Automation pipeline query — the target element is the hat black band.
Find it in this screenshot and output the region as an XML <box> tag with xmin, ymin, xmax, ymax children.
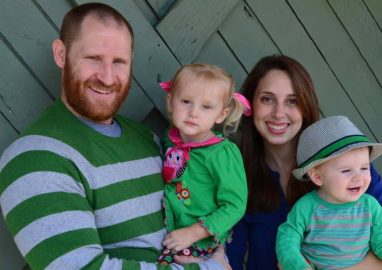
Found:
<box><xmin>298</xmin><ymin>135</ymin><xmax>369</xmax><ymax>168</ymax></box>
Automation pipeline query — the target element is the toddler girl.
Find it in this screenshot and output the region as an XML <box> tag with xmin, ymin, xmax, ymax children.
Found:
<box><xmin>158</xmin><ymin>63</ymin><xmax>250</xmax><ymax>264</ymax></box>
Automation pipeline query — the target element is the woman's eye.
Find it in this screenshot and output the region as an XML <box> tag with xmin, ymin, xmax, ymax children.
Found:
<box><xmin>286</xmin><ymin>98</ymin><xmax>298</xmax><ymax>106</ymax></box>
<box><xmin>260</xmin><ymin>96</ymin><xmax>273</xmax><ymax>104</ymax></box>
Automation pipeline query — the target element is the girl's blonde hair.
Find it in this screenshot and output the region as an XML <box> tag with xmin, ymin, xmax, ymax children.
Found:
<box><xmin>168</xmin><ymin>63</ymin><xmax>247</xmax><ymax>137</ymax></box>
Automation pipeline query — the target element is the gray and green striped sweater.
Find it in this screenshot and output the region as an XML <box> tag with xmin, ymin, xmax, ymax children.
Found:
<box><xmin>0</xmin><ymin>100</ymin><xmax>220</xmax><ymax>270</ymax></box>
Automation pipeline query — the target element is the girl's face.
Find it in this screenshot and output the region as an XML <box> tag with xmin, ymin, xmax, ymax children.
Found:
<box><xmin>167</xmin><ymin>80</ymin><xmax>229</xmax><ymax>143</ymax></box>
<box><xmin>308</xmin><ymin>147</ymin><xmax>371</xmax><ymax>204</ymax></box>
<box><xmin>253</xmin><ymin>69</ymin><xmax>303</xmax><ymax>147</ymax></box>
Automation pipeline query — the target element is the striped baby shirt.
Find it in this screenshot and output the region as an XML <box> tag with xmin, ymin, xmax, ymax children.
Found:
<box><xmin>276</xmin><ymin>190</ymin><xmax>382</xmax><ymax>270</ymax></box>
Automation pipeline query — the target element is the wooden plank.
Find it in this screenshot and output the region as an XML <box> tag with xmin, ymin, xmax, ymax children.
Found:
<box><xmin>0</xmin><ymin>115</ymin><xmax>19</xmax><ymax>153</ymax></box>
<box><xmin>287</xmin><ymin>0</ymin><xmax>382</xmax><ymax>141</ymax></box>
<box><xmin>0</xmin><ymin>40</ymin><xmax>54</xmax><ymax>131</ymax></box>
<box><xmin>156</xmin><ymin>0</ymin><xmax>239</xmax><ymax>63</ymax></box>
<box><xmin>329</xmin><ymin>0</ymin><xmax>382</xmax><ymax>85</ymax></box>
<box><xmin>36</xmin><ymin>0</ymin><xmax>73</xmax><ymax>29</ymax></box>
<box><xmin>246</xmin><ymin>0</ymin><xmax>377</xmax><ymax>142</ymax></box>
<box><xmin>0</xmin><ymin>0</ymin><xmax>61</xmax><ymax>98</ymax></box>
<box><xmin>132</xmin><ymin>0</ymin><xmax>158</xmax><ymax>26</ymax></box>
<box><xmin>194</xmin><ymin>32</ymin><xmax>247</xmax><ymax>90</ymax></box>
<box><xmin>147</xmin><ymin>0</ymin><xmax>176</xmax><ymax>18</ymax></box>
<box><xmin>75</xmin><ymin>0</ymin><xmax>182</xmax><ymax>118</ymax></box>
<box><xmin>118</xmin><ymin>78</ymin><xmax>154</xmax><ymax>122</ymax></box>
<box><xmin>364</xmin><ymin>0</ymin><xmax>382</xmax><ymax>29</ymax></box>
<box><xmin>0</xmin><ymin>214</ymin><xmax>25</xmax><ymax>270</ymax></box>
<box><xmin>218</xmin><ymin>2</ymin><xmax>279</xmax><ymax>72</ymax></box>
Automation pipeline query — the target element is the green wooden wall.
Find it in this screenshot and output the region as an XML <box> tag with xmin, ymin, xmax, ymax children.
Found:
<box><xmin>1</xmin><ymin>0</ymin><xmax>381</xmax><ymax>268</ymax></box>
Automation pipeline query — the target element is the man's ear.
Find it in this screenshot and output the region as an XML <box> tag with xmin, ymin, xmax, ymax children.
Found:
<box><xmin>215</xmin><ymin>107</ymin><xmax>230</xmax><ymax>124</ymax></box>
<box><xmin>307</xmin><ymin>167</ymin><xmax>323</xmax><ymax>187</ymax></box>
<box><xmin>52</xmin><ymin>39</ymin><xmax>66</xmax><ymax>68</ymax></box>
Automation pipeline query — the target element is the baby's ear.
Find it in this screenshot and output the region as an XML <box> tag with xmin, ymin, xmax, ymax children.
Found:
<box><xmin>307</xmin><ymin>168</ymin><xmax>323</xmax><ymax>186</ymax></box>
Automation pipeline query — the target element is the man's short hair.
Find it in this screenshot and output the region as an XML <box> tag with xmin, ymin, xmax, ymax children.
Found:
<box><xmin>60</xmin><ymin>3</ymin><xmax>134</xmax><ymax>51</ymax></box>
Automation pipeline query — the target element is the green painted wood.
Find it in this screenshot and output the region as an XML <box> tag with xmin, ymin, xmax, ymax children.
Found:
<box><xmin>0</xmin><ymin>40</ymin><xmax>54</xmax><ymax>131</ymax></box>
<box><xmin>329</xmin><ymin>0</ymin><xmax>382</xmax><ymax>85</ymax></box>
<box><xmin>364</xmin><ymin>0</ymin><xmax>382</xmax><ymax>29</ymax></box>
<box><xmin>0</xmin><ymin>215</ymin><xmax>25</xmax><ymax>270</ymax></box>
<box><xmin>0</xmin><ymin>116</ymin><xmax>18</xmax><ymax>154</ymax></box>
<box><xmin>36</xmin><ymin>0</ymin><xmax>73</xmax><ymax>29</ymax></box>
<box><xmin>156</xmin><ymin>0</ymin><xmax>239</xmax><ymax>63</ymax></box>
<box><xmin>195</xmin><ymin>32</ymin><xmax>247</xmax><ymax>89</ymax></box>
<box><xmin>246</xmin><ymin>0</ymin><xmax>375</xmax><ymax>142</ymax></box>
<box><xmin>0</xmin><ymin>0</ymin><xmax>61</xmax><ymax>98</ymax></box>
<box><xmin>119</xmin><ymin>79</ymin><xmax>154</xmax><ymax>122</ymax></box>
<box><xmin>147</xmin><ymin>0</ymin><xmax>175</xmax><ymax>18</ymax></box>
<box><xmin>132</xmin><ymin>0</ymin><xmax>158</xmax><ymax>26</ymax></box>
<box><xmin>218</xmin><ymin>2</ymin><xmax>279</xmax><ymax>72</ymax></box>
<box><xmin>288</xmin><ymin>0</ymin><xmax>382</xmax><ymax>141</ymax></box>
<box><xmin>75</xmin><ymin>0</ymin><xmax>181</xmax><ymax>118</ymax></box>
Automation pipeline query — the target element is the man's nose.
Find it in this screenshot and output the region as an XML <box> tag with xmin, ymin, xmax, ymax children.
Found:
<box><xmin>97</xmin><ymin>62</ymin><xmax>114</xmax><ymax>86</ymax></box>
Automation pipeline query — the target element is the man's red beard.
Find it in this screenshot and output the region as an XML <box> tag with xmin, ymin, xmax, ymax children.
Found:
<box><xmin>62</xmin><ymin>60</ymin><xmax>130</xmax><ymax>122</ymax></box>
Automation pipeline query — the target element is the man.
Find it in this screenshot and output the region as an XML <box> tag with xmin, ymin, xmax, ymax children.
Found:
<box><xmin>0</xmin><ymin>3</ymin><xmax>229</xmax><ymax>270</ymax></box>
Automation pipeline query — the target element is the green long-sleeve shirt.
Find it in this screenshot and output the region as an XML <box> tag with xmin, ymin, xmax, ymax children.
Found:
<box><xmin>162</xmin><ymin>128</ymin><xmax>247</xmax><ymax>250</ymax></box>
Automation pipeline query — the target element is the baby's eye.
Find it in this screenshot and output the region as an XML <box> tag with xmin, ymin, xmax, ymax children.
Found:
<box><xmin>202</xmin><ymin>104</ymin><xmax>211</xmax><ymax>109</ymax></box>
<box><xmin>181</xmin><ymin>99</ymin><xmax>190</xmax><ymax>104</ymax></box>
<box><xmin>341</xmin><ymin>169</ymin><xmax>351</xmax><ymax>173</ymax></box>
<box><xmin>361</xmin><ymin>167</ymin><xmax>370</xmax><ymax>171</ymax></box>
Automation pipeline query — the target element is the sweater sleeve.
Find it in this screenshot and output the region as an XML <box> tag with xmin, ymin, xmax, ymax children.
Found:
<box><xmin>199</xmin><ymin>142</ymin><xmax>247</xmax><ymax>244</ymax></box>
<box><xmin>366</xmin><ymin>163</ymin><xmax>382</xmax><ymax>205</ymax></box>
<box><xmin>0</xmin><ymin>140</ymin><xmax>218</xmax><ymax>270</ymax></box>
<box><xmin>370</xmin><ymin>196</ymin><xmax>382</xmax><ymax>259</ymax></box>
<box><xmin>276</xmin><ymin>195</ymin><xmax>313</xmax><ymax>270</ymax></box>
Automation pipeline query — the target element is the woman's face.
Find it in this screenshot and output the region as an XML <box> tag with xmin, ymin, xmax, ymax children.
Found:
<box><xmin>252</xmin><ymin>69</ymin><xmax>303</xmax><ymax>147</ymax></box>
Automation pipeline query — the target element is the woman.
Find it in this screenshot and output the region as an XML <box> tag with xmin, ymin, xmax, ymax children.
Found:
<box><xmin>226</xmin><ymin>55</ymin><xmax>382</xmax><ymax>270</ymax></box>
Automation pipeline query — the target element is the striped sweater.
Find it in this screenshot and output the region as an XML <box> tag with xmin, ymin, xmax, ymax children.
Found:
<box><xmin>276</xmin><ymin>190</ymin><xmax>382</xmax><ymax>270</ymax></box>
<box><xmin>0</xmin><ymin>100</ymin><xmax>220</xmax><ymax>270</ymax></box>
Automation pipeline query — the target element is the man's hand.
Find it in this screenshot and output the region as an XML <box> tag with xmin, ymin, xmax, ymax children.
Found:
<box><xmin>163</xmin><ymin>223</ymin><xmax>210</xmax><ymax>252</ymax></box>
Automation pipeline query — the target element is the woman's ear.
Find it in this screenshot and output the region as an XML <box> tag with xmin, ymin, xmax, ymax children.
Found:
<box><xmin>307</xmin><ymin>167</ymin><xmax>323</xmax><ymax>187</ymax></box>
<box><xmin>52</xmin><ymin>39</ymin><xmax>66</xmax><ymax>68</ymax></box>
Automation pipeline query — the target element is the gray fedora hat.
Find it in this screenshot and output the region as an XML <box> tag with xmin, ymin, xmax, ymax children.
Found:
<box><xmin>293</xmin><ymin>115</ymin><xmax>382</xmax><ymax>181</ymax></box>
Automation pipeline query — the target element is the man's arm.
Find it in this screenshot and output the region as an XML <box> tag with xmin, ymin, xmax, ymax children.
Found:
<box><xmin>0</xmin><ymin>137</ymin><xmax>223</xmax><ymax>270</ymax></box>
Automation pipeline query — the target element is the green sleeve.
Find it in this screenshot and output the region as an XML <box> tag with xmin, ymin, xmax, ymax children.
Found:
<box><xmin>369</xmin><ymin>196</ymin><xmax>382</xmax><ymax>259</ymax></box>
<box><xmin>276</xmin><ymin>194</ymin><xmax>314</xmax><ymax>270</ymax></box>
<box><xmin>199</xmin><ymin>142</ymin><xmax>247</xmax><ymax>243</ymax></box>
